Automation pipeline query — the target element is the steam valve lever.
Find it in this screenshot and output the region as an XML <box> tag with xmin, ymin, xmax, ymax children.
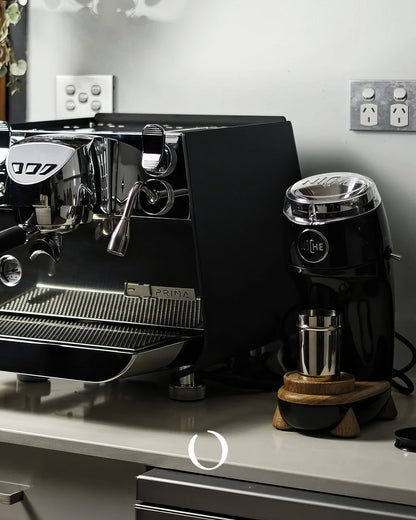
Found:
<box><xmin>141</xmin><ymin>124</ymin><xmax>176</xmax><ymax>176</ymax></box>
<box><xmin>141</xmin><ymin>124</ymin><xmax>166</xmax><ymax>172</ymax></box>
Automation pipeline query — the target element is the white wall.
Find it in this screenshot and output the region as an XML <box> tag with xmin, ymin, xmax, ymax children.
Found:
<box><xmin>26</xmin><ymin>0</ymin><xmax>416</xmax><ymax>356</ymax></box>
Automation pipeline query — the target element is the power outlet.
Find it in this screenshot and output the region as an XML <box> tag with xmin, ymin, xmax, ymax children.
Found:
<box><xmin>55</xmin><ymin>75</ymin><xmax>114</xmax><ymax>119</ymax></box>
<box><xmin>390</xmin><ymin>103</ymin><xmax>409</xmax><ymax>127</ymax></box>
<box><xmin>350</xmin><ymin>80</ymin><xmax>416</xmax><ymax>131</ymax></box>
<box><xmin>360</xmin><ymin>103</ymin><xmax>378</xmax><ymax>126</ymax></box>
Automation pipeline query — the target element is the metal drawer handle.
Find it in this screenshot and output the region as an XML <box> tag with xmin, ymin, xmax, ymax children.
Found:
<box><xmin>0</xmin><ymin>483</ymin><xmax>28</xmax><ymax>505</ymax></box>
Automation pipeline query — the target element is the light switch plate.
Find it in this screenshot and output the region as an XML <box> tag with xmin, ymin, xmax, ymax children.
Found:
<box><xmin>55</xmin><ymin>74</ymin><xmax>114</xmax><ymax>119</ymax></box>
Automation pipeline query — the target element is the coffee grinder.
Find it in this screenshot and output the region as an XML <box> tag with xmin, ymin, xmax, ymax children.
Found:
<box><xmin>272</xmin><ymin>172</ymin><xmax>399</xmax><ymax>437</ymax></box>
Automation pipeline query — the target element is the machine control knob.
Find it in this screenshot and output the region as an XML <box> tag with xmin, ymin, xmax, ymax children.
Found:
<box><xmin>141</xmin><ymin>124</ymin><xmax>177</xmax><ymax>177</ymax></box>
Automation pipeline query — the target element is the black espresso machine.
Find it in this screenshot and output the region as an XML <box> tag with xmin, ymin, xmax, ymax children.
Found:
<box><xmin>0</xmin><ymin>114</ymin><xmax>301</xmax><ymax>398</ymax></box>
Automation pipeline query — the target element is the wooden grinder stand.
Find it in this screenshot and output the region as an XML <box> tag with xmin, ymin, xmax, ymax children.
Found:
<box><xmin>272</xmin><ymin>371</ymin><xmax>397</xmax><ymax>438</ymax></box>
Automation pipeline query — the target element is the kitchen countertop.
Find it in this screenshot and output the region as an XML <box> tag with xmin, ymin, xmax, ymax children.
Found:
<box><xmin>0</xmin><ymin>371</ymin><xmax>414</xmax><ymax>507</ymax></box>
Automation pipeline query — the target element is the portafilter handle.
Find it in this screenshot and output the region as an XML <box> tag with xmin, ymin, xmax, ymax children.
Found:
<box><xmin>0</xmin><ymin>224</ymin><xmax>36</xmax><ymax>255</ymax></box>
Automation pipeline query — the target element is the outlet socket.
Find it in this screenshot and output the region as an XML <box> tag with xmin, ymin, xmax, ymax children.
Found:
<box><xmin>56</xmin><ymin>75</ymin><xmax>114</xmax><ymax>119</ymax></box>
<box><xmin>360</xmin><ymin>103</ymin><xmax>378</xmax><ymax>126</ymax></box>
<box><xmin>390</xmin><ymin>103</ymin><xmax>409</xmax><ymax>127</ymax></box>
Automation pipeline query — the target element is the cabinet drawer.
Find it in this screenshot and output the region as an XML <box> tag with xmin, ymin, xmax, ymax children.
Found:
<box><xmin>0</xmin><ymin>443</ymin><xmax>144</xmax><ymax>520</ymax></box>
<box><xmin>137</xmin><ymin>469</ymin><xmax>416</xmax><ymax>520</ymax></box>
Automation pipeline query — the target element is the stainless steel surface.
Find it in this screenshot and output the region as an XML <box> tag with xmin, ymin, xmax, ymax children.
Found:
<box><xmin>297</xmin><ymin>309</ymin><xmax>341</xmax><ymax>377</ymax></box>
<box><xmin>0</xmin><ymin>285</ymin><xmax>203</xmax><ymax>329</ymax></box>
<box><xmin>140</xmin><ymin>179</ymin><xmax>175</xmax><ymax>216</ymax></box>
<box><xmin>284</xmin><ymin>172</ymin><xmax>381</xmax><ymax>225</ymax></box>
<box><xmin>6</xmin><ymin>135</ymin><xmax>98</xmax><ymax>232</ymax></box>
<box><xmin>29</xmin><ymin>235</ymin><xmax>61</xmax><ymax>263</ymax></box>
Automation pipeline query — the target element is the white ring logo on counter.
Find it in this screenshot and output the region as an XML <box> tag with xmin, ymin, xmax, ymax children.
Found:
<box><xmin>6</xmin><ymin>142</ymin><xmax>76</xmax><ymax>185</ymax></box>
<box><xmin>188</xmin><ymin>430</ymin><xmax>229</xmax><ymax>471</ymax></box>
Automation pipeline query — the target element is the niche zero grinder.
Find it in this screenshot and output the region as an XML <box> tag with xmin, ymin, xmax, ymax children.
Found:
<box><xmin>273</xmin><ymin>172</ymin><xmax>399</xmax><ymax>437</ymax></box>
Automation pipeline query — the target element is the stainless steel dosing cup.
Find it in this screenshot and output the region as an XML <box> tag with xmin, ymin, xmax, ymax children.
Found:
<box><xmin>297</xmin><ymin>309</ymin><xmax>341</xmax><ymax>378</ymax></box>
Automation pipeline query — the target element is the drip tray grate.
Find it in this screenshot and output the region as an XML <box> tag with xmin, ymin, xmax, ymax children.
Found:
<box><xmin>0</xmin><ymin>314</ymin><xmax>196</xmax><ymax>353</ymax></box>
<box><xmin>0</xmin><ymin>286</ymin><xmax>203</xmax><ymax>330</ymax></box>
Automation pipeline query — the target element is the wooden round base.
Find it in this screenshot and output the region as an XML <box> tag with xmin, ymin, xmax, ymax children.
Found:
<box><xmin>278</xmin><ymin>379</ymin><xmax>390</xmax><ymax>406</ymax></box>
<box><xmin>283</xmin><ymin>371</ymin><xmax>355</xmax><ymax>395</ymax></box>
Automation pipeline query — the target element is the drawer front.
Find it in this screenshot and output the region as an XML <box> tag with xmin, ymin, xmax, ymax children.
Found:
<box><xmin>137</xmin><ymin>469</ymin><xmax>416</xmax><ymax>520</ymax></box>
<box><xmin>0</xmin><ymin>443</ymin><xmax>144</xmax><ymax>520</ymax></box>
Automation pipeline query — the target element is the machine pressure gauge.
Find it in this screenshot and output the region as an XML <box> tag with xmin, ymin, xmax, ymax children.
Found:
<box><xmin>0</xmin><ymin>255</ymin><xmax>22</xmax><ymax>287</ymax></box>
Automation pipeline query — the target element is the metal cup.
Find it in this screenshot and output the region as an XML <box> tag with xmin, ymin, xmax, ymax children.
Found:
<box><xmin>297</xmin><ymin>309</ymin><xmax>341</xmax><ymax>378</ymax></box>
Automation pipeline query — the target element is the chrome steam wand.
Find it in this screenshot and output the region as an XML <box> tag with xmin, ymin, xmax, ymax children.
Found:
<box><xmin>107</xmin><ymin>181</ymin><xmax>143</xmax><ymax>257</ymax></box>
<box><xmin>107</xmin><ymin>181</ymin><xmax>159</xmax><ymax>256</ymax></box>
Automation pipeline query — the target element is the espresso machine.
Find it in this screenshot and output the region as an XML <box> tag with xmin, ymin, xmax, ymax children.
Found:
<box><xmin>0</xmin><ymin>113</ymin><xmax>301</xmax><ymax>398</ymax></box>
<box><xmin>273</xmin><ymin>172</ymin><xmax>399</xmax><ymax>436</ymax></box>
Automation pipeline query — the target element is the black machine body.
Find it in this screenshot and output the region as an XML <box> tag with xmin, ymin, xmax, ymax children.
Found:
<box><xmin>0</xmin><ymin>114</ymin><xmax>301</xmax><ymax>385</ymax></box>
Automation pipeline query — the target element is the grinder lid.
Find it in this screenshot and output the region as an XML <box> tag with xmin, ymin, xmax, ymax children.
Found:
<box><xmin>284</xmin><ymin>172</ymin><xmax>381</xmax><ymax>225</ymax></box>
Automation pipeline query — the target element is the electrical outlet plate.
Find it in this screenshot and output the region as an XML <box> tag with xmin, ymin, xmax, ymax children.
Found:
<box><xmin>350</xmin><ymin>80</ymin><xmax>416</xmax><ymax>132</ymax></box>
<box><xmin>55</xmin><ymin>74</ymin><xmax>114</xmax><ymax>119</ymax></box>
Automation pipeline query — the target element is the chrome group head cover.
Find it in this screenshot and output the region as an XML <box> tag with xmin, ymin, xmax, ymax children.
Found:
<box><xmin>5</xmin><ymin>134</ymin><xmax>99</xmax><ymax>232</ymax></box>
<box><xmin>284</xmin><ymin>172</ymin><xmax>382</xmax><ymax>225</ymax></box>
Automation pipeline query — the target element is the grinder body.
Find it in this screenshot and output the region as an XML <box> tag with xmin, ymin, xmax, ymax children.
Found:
<box><xmin>284</xmin><ymin>173</ymin><xmax>395</xmax><ymax>382</ymax></box>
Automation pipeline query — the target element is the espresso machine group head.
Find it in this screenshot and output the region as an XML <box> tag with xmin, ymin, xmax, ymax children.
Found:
<box><xmin>273</xmin><ymin>172</ymin><xmax>399</xmax><ymax>437</ymax></box>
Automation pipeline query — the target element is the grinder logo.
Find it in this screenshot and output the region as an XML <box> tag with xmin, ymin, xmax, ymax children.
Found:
<box><xmin>6</xmin><ymin>142</ymin><xmax>75</xmax><ymax>185</ymax></box>
<box><xmin>297</xmin><ymin>229</ymin><xmax>329</xmax><ymax>263</ymax></box>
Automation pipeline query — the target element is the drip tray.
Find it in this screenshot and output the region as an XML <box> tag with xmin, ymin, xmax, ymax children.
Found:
<box><xmin>0</xmin><ymin>314</ymin><xmax>198</xmax><ymax>354</ymax></box>
<box><xmin>0</xmin><ymin>286</ymin><xmax>203</xmax><ymax>330</ymax></box>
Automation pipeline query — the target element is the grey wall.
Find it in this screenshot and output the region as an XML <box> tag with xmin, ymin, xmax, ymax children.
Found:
<box><xmin>26</xmin><ymin>0</ymin><xmax>416</xmax><ymax>363</ymax></box>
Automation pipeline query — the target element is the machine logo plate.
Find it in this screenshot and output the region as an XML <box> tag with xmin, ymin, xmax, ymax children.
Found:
<box><xmin>297</xmin><ymin>229</ymin><xmax>329</xmax><ymax>263</ymax></box>
<box><xmin>125</xmin><ymin>283</ymin><xmax>197</xmax><ymax>301</ymax></box>
<box><xmin>6</xmin><ymin>142</ymin><xmax>75</xmax><ymax>185</ymax></box>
